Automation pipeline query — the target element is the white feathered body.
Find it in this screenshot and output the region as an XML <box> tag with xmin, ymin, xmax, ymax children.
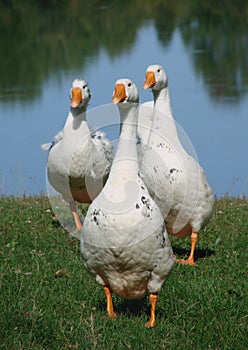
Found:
<box><xmin>81</xmin><ymin>88</ymin><xmax>174</xmax><ymax>301</ymax></box>
<box><xmin>142</xmin><ymin>86</ymin><xmax>215</xmax><ymax>236</ymax></box>
<box><xmin>81</xmin><ymin>171</ymin><xmax>174</xmax><ymax>300</ymax></box>
<box><xmin>47</xmin><ymin>111</ymin><xmax>114</xmax><ymax>203</ymax></box>
<box><xmin>142</xmin><ymin>130</ymin><xmax>214</xmax><ymax>236</ymax></box>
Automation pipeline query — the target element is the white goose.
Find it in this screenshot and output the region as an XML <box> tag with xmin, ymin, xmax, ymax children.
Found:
<box><xmin>142</xmin><ymin>64</ymin><xmax>215</xmax><ymax>265</ymax></box>
<box><xmin>45</xmin><ymin>79</ymin><xmax>114</xmax><ymax>231</ymax></box>
<box><xmin>80</xmin><ymin>78</ymin><xmax>174</xmax><ymax>327</ymax></box>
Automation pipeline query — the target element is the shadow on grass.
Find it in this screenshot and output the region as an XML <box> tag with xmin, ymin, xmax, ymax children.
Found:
<box><xmin>172</xmin><ymin>245</ymin><xmax>215</xmax><ymax>262</ymax></box>
<box><xmin>116</xmin><ymin>298</ymin><xmax>149</xmax><ymax>316</ymax></box>
<box><xmin>97</xmin><ymin>297</ymin><xmax>149</xmax><ymax>317</ymax></box>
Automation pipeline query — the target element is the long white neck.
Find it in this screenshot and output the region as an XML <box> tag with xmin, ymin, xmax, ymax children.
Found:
<box><xmin>64</xmin><ymin>106</ymin><xmax>89</xmax><ymax>135</ymax></box>
<box><xmin>63</xmin><ymin>105</ymin><xmax>91</xmax><ymax>145</ymax></box>
<box><xmin>149</xmin><ymin>86</ymin><xmax>179</xmax><ymax>143</ymax></box>
<box><xmin>153</xmin><ymin>86</ymin><xmax>173</xmax><ymax>117</ymax></box>
<box><xmin>64</xmin><ymin>105</ymin><xmax>88</xmax><ymax>128</ymax></box>
<box><xmin>95</xmin><ymin>102</ymin><xmax>141</xmax><ymax>210</ymax></box>
<box><xmin>110</xmin><ymin>103</ymin><xmax>139</xmax><ymax>176</ymax></box>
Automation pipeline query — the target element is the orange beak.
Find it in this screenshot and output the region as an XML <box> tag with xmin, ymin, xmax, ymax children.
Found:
<box><xmin>70</xmin><ymin>87</ymin><xmax>83</xmax><ymax>108</ymax></box>
<box><xmin>143</xmin><ymin>71</ymin><xmax>156</xmax><ymax>90</ymax></box>
<box><xmin>112</xmin><ymin>83</ymin><xmax>127</xmax><ymax>104</ymax></box>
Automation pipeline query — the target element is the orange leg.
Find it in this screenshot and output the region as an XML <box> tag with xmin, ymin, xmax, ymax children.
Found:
<box><xmin>146</xmin><ymin>293</ymin><xmax>158</xmax><ymax>328</ymax></box>
<box><xmin>187</xmin><ymin>231</ymin><xmax>198</xmax><ymax>264</ymax></box>
<box><xmin>174</xmin><ymin>231</ymin><xmax>198</xmax><ymax>266</ymax></box>
<box><xmin>69</xmin><ymin>201</ymin><xmax>82</xmax><ymax>231</ymax></box>
<box><xmin>103</xmin><ymin>286</ymin><xmax>116</xmax><ymax>318</ymax></box>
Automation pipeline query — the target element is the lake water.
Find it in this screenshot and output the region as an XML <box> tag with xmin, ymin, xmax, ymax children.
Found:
<box><xmin>0</xmin><ymin>1</ymin><xmax>247</xmax><ymax>198</ymax></box>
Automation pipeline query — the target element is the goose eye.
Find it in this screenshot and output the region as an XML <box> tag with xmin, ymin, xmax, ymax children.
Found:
<box><xmin>128</xmin><ymin>82</ymin><xmax>132</xmax><ymax>87</ymax></box>
<box><xmin>157</xmin><ymin>69</ymin><xmax>161</xmax><ymax>73</ymax></box>
<box><xmin>83</xmin><ymin>85</ymin><xmax>87</xmax><ymax>89</ymax></box>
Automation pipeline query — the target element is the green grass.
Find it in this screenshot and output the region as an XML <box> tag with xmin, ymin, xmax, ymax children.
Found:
<box><xmin>0</xmin><ymin>196</ymin><xmax>247</xmax><ymax>350</ymax></box>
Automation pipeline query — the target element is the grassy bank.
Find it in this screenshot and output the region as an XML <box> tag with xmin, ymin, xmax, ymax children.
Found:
<box><xmin>0</xmin><ymin>196</ymin><xmax>247</xmax><ymax>349</ymax></box>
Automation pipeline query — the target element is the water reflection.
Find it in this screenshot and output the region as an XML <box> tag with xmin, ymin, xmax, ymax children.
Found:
<box><xmin>1</xmin><ymin>0</ymin><xmax>248</xmax><ymax>103</ymax></box>
<box><xmin>178</xmin><ymin>2</ymin><xmax>248</xmax><ymax>102</ymax></box>
<box><xmin>0</xmin><ymin>0</ymin><xmax>247</xmax><ymax>197</ymax></box>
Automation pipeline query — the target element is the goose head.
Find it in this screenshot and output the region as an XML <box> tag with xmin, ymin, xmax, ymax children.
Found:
<box><xmin>70</xmin><ymin>79</ymin><xmax>91</xmax><ymax>109</ymax></box>
<box><xmin>112</xmin><ymin>78</ymin><xmax>139</xmax><ymax>107</ymax></box>
<box><xmin>143</xmin><ymin>64</ymin><xmax>168</xmax><ymax>91</ymax></box>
